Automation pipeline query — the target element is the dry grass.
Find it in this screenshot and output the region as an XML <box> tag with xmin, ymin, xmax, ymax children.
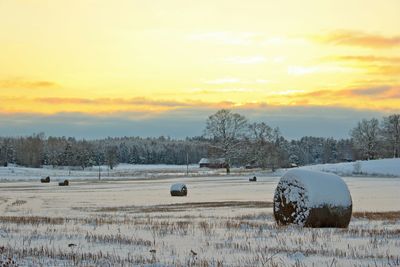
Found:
<box><xmin>11</xmin><ymin>200</ymin><xmax>27</xmax><ymax>206</ymax></box>
<box><xmin>0</xmin><ymin>209</ymin><xmax>399</xmax><ymax>266</ymax></box>
<box><xmin>91</xmin><ymin>201</ymin><xmax>273</xmax><ymax>213</ymax></box>
<box><xmin>352</xmin><ymin>211</ymin><xmax>400</xmax><ymax>221</ymax></box>
<box><xmin>0</xmin><ymin>216</ymin><xmax>65</xmax><ymax>225</ymax></box>
<box><xmin>85</xmin><ymin>233</ymin><xmax>153</xmax><ymax>246</ymax></box>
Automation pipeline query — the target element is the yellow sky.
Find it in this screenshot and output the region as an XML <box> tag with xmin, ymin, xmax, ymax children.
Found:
<box><xmin>1</xmin><ymin>0</ymin><xmax>399</xmax><ymax>116</ymax></box>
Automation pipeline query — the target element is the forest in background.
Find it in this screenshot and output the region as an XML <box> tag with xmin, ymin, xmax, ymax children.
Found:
<box><xmin>0</xmin><ymin>111</ymin><xmax>398</xmax><ymax>170</ymax></box>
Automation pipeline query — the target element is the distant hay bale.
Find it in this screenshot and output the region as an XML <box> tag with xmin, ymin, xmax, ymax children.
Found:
<box><xmin>58</xmin><ymin>180</ymin><xmax>69</xmax><ymax>186</ymax></box>
<box><xmin>40</xmin><ymin>176</ymin><xmax>50</xmax><ymax>183</ymax></box>
<box><xmin>170</xmin><ymin>183</ymin><xmax>187</xmax><ymax>197</ymax></box>
<box><xmin>273</xmin><ymin>169</ymin><xmax>352</xmax><ymax>228</ymax></box>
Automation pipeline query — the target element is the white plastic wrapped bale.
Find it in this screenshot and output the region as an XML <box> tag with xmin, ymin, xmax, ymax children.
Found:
<box><xmin>170</xmin><ymin>183</ymin><xmax>188</xmax><ymax>197</ymax></box>
<box><xmin>273</xmin><ymin>169</ymin><xmax>352</xmax><ymax>228</ymax></box>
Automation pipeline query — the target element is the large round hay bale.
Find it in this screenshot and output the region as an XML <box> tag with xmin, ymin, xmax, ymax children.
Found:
<box><xmin>170</xmin><ymin>183</ymin><xmax>187</xmax><ymax>197</ymax></box>
<box><xmin>58</xmin><ymin>179</ymin><xmax>69</xmax><ymax>186</ymax></box>
<box><xmin>273</xmin><ymin>169</ymin><xmax>352</xmax><ymax>228</ymax></box>
<box><xmin>40</xmin><ymin>176</ymin><xmax>50</xmax><ymax>183</ymax></box>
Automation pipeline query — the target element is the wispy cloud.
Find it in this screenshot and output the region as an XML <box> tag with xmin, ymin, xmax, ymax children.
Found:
<box><xmin>330</xmin><ymin>55</ymin><xmax>400</xmax><ymax>64</ymax></box>
<box><xmin>2</xmin><ymin>84</ymin><xmax>399</xmax><ymax>120</ymax></box>
<box><xmin>321</xmin><ymin>54</ymin><xmax>400</xmax><ymax>76</ymax></box>
<box><xmin>204</xmin><ymin>78</ymin><xmax>240</xmax><ymax>84</ymax></box>
<box><xmin>287</xmin><ymin>64</ymin><xmax>357</xmax><ymax>76</ymax></box>
<box><xmin>261</xmin><ymin>37</ymin><xmax>285</xmax><ymax>46</ymax></box>
<box><xmin>35</xmin><ymin>97</ymin><xmax>194</xmax><ymax>108</ymax></box>
<box><xmin>187</xmin><ymin>32</ymin><xmax>302</xmax><ymax>47</ymax></box>
<box><xmin>0</xmin><ymin>78</ymin><xmax>58</xmax><ymax>89</ymax></box>
<box><xmin>187</xmin><ymin>32</ymin><xmax>261</xmax><ymax>46</ymax></box>
<box><xmin>289</xmin><ymin>85</ymin><xmax>399</xmax><ymax>101</ymax></box>
<box><xmin>287</xmin><ymin>66</ymin><xmax>318</xmax><ymax>76</ymax></box>
<box><xmin>255</xmin><ymin>79</ymin><xmax>270</xmax><ymax>84</ymax></box>
<box><xmin>224</xmin><ymin>56</ymin><xmax>266</xmax><ymax>64</ymax></box>
<box><xmin>313</xmin><ymin>30</ymin><xmax>400</xmax><ymax>48</ymax></box>
<box><xmin>191</xmin><ymin>88</ymin><xmax>256</xmax><ymax>94</ymax></box>
<box><xmin>203</xmin><ymin>78</ymin><xmax>271</xmax><ymax>85</ymax></box>
<box><xmin>368</xmin><ymin>65</ymin><xmax>400</xmax><ymax>76</ymax></box>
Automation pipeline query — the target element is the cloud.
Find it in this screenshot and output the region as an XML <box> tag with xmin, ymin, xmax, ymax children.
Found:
<box><xmin>331</xmin><ymin>55</ymin><xmax>400</xmax><ymax>64</ymax></box>
<box><xmin>261</xmin><ymin>37</ymin><xmax>285</xmax><ymax>46</ymax></box>
<box><xmin>224</xmin><ymin>56</ymin><xmax>266</xmax><ymax>64</ymax></box>
<box><xmin>35</xmin><ymin>97</ymin><xmax>194</xmax><ymax>108</ymax></box>
<box><xmin>0</xmin><ymin>79</ymin><xmax>58</xmax><ymax>89</ymax></box>
<box><xmin>349</xmin><ymin>86</ymin><xmax>391</xmax><ymax>96</ymax></box>
<box><xmin>321</xmin><ymin>55</ymin><xmax>400</xmax><ymax>76</ymax></box>
<box><xmin>289</xmin><ymin>85</ymin><xmax>400</xmax><ymax>101</ymax></box>
<box><xmin>287</xmin><ymin>66</ymin><xmax>318</xmax><ymax>76</ymax></box>
<box><xmin>190</xmin><ymin>88</ymin><xmax>256</xmax><ymax>94</ymax></box>
<box><xmin>203</xmin><ymin>78</ymin><xmax>270</xmax><ymax>85</ymax></box>
<box><xmin>255</xmin><ymin>79</ymin><xmax>270</xmax><ymax>84</ymax></box>
<box><xmin>369</xmin><ymin>65</ymin><xmax>400</xmax><ymax>75</ymax></box>
<box><xmin>314</xmin><ymin>30</ymin><xmax>400</xmax><ymax>48</ymax></box>
<box><xmin>204</xmin><ymin>78</ymin><xmax>240</xmax><ymax>84</ymax></box>
<box><xmin>187</xmin><ymin>32</ymin><xmax>261</xmax><ymax>46</ymax></box>
<box><xmin>287</xmin><ymin>64</ymin><xmax>356</xmax><ymax>76</ymax></box>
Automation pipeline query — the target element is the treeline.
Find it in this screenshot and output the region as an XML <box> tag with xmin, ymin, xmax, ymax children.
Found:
<box><xmin>0</xmin><ymin>135</ymin><xmax>208</xmax><ymax>169</ymax></box>
<box><xmin>0</xmin><ymin>112</ymin><xmax>398</xmax><ymax>169</ymax></box>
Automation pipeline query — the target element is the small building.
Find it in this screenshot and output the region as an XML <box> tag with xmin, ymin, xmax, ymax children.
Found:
<box><xmin>199</xmin><ymin>158</ymin><xmax>228</xmax><ymax>168</ymax></box>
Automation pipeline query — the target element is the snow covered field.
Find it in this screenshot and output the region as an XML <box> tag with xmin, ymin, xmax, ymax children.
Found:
<box><xmin>0</xmin><ymin>160</ymin><xmax>399</xmax><ymax>266</ymax></box>
<box><xmin>1</xmin><ymin>158</ymin><xmax>399</xmax><ymax>183</ymax></box>
<box><xmin>300</xmin><ymin>158</ymin><xmax>400</xmax><ymax>177</ymax></box>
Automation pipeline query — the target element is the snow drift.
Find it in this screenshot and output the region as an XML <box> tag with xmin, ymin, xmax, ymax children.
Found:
<box><xmin>273</xmin><ymin>169</ymin><xmax>352</xmax><ymax>228</ymax></box>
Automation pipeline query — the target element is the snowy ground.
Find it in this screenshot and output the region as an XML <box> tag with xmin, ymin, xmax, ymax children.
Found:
<box><xmin>0</xmin><ymin>168</ymin><xmax>399</xmax><ymax>266</ymax></box>
<box><xmin>299</xmin><ymin>158</ymin><xmax>400</xmax><ymax>177</ymax></box>
<box><xmin>1</xmin><ymin>158</ymin><xmax>399</xmax><ymax>183</ymax></box>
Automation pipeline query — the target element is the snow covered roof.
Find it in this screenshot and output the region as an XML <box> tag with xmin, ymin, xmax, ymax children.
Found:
<box><xmin>199</xmin><ymin>158</ymin><xmax>209</xmax><ymax>164</ymax></box>
<box><xmin>280</xmin><ymin>169</ymin><xmax>352</xmax><ymax>207</ymax></box>
<box><xmin>170</xmin><ymin>183</ymin><xmax>187</xmax><ymax>191</ymax></box>
<box><xmin>199</xmin><ymin>158</ymin><xmax>226</xmax><ymax>164</ymax></box>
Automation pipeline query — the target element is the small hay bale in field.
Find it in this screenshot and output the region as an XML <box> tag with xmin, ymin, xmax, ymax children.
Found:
<box><xmin>170</xmin><ymin>183</ymin><xmax>187</xmax><ymax>196</ymax></box>
<box><xmin>58</xmin><ymin>180</ymin><xmax>69</xmax><ymax>186</ymax></box>
<box><xmin>40</xmin><ymin>176</ymin><xmax>50</xmax><ymax>183</ymax></box>
<box><xmin>273</xmin><ymin>169</ymin><xmax>352</xmax><ymax>228</ymax></box>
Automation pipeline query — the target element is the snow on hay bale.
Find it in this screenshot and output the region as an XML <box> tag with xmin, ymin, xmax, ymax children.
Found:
<box><xmin>273</xmin><ymin>169</ymin><xmax>352</xmax><ymax>228</ymax></box>
<box><xmin>170</xmin><ymin>183</ymin><xmax>187</xmax><ymax>197</ymax></box>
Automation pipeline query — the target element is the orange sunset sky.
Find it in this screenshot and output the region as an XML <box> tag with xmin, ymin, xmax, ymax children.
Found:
<box><xmin>0</xmin><ymin>0</ymin><xmax>399</xmax><ymax>138</ymax></box>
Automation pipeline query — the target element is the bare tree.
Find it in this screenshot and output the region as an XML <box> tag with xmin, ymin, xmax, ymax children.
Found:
<box><xmin>351</xmin><ymin>118</ymin><xmax>380</xmax><ymax>160</ymax></box>
<box><xmin>105</xmin><ymin>145</ymin><xmax>118</xmax><ymax>170</ymax></box>
<box><xmin>248</xmin><ymin>122</ymin><xmax>275</xmax><ymax>169</ymax></box>
<box><xmin>204</xmin><ymin>109</ymin><xmax>248</xmax><ymax>173</ymax></box>
<box><xmin>381</xmin><ymin>114</ymin><xmax>400</xmax><ymax>158</ymax></box>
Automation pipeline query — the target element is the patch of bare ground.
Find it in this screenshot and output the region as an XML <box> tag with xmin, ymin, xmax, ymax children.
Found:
<box><xmin>353</xmin><ymin>211</ymin><xmax>400</xmax><ymax>221</ymax></box>
<box><xmin>86</xmin><ymin>201</ymin><xmax>273</xmax><ymax>213</ymax></box>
